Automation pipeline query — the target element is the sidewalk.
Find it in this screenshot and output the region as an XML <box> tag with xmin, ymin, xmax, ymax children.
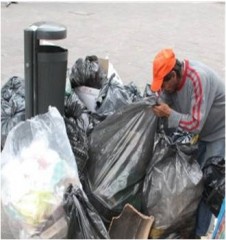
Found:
<box><xmin>1</xmin><ymin>2</ymin><xmax>225</xmax><ymax>92</ymax></box>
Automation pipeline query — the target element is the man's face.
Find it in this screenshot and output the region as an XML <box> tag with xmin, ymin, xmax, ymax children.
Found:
<box><xmin>162</xmin><ymin>71</ymin><xmax>180</xmax><ymax>94</ymax></box>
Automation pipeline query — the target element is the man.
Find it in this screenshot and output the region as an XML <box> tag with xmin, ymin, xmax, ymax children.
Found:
<box><xmin>150</xmin><ymin>48</ymin><xmax>225</xmax><ymax>238</ymax></box>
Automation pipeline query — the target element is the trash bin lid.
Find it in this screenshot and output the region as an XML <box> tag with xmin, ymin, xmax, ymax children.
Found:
<box><xmin>30</xmin><ymin>21</ymin><xmax>67</xmax><ymax>40</ymax></box>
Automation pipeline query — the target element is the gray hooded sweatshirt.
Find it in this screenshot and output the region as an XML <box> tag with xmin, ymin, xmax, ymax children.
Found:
<box><xmin>160</xmin><ymin>59</ymin><xmax>225</xmax><ymax>142</ymax></box>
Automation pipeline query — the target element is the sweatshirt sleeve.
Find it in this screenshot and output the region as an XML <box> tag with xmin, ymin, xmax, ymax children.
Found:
<box><xmin>167</xmin><ymin>68</ymin><xmax>213</xmax><ymax>134</ymax></box>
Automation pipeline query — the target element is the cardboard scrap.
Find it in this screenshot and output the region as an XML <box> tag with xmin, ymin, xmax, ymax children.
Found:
<box><xmin>108</xmin><ymin>204</ymin><xmax>154</xmax><ymax>239</ymax></box>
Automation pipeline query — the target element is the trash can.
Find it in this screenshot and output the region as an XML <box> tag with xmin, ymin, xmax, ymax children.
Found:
<box><xmin>24</xmin><ymin>21</ymin><xmax>68</xmax><ymax>119</ymax></box>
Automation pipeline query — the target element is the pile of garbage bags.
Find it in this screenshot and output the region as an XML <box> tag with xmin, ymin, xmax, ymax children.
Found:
<box><xmin>1</xmin><ymin>56</ymin><xmax>217</xmax><ymax>239</ymax></box>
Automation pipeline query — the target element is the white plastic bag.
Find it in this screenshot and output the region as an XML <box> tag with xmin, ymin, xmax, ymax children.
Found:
<box><xmin>1</xmin><ymin>107</ymin><xmax>80</xmax><ymax>238</ymax></box>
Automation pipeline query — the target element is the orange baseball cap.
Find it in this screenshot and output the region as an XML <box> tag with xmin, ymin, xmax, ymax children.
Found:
<box><xmin>151</xmin><ymin>48</ymin><xmax>176</xmax><ymax>92</ymax></box>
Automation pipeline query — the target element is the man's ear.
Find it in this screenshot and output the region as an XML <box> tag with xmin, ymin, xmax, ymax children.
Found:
<box><xmin>171</xmin><ymin>70</ymin><xmax>176</xmax><ymax>78</ymax></box>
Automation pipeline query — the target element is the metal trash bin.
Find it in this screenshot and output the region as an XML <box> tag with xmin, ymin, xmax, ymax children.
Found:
<box><xmin>24</xmin><ymin>21</ymin><xmax>68</xmax><ymax>119</ymax></box>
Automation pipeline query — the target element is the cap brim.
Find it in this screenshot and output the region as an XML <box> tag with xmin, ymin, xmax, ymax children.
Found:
<box><xmin>151</xmin><ymin>78</ymin><xmax>163</xmax><ymax>92</ymax></box>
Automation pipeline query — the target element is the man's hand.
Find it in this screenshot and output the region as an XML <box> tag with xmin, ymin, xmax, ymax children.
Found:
<box><xmin>152</xmin><ymin>103</ymin><xmax>172</xmax><ymax>117</ymax></box>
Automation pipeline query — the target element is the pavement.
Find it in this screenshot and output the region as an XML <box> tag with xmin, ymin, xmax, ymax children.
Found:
<box><xmin>1</xmin><ymin>1</ymin><xmax>225</xmax><ymax>239</ymax></box>
<box><xmin>1</xmin><ymin>2</ymin><xmax>225</xmax><ymax>91</ymax></box>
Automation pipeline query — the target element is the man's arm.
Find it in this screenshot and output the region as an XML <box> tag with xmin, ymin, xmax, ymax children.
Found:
<box><xmin>153</xmin><ymin>72</ymin><xmax>209</xmax><ymax>134</ymax></box>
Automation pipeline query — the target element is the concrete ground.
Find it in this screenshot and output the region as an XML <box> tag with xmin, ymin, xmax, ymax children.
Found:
<box><xmin>1</xmin><ymin>1</ymin><xmax>225</xmax><ymax>239</ymax></box>
<box><xmin>1</xmin><ymin>2</ymin><xmax>225</xmax><ymax>90</ymax></box>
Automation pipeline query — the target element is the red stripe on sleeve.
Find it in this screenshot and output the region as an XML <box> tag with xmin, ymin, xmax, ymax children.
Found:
<box><xmin>179</xmin><ymin>66</ymin><xmax>203</xmax><ymax>131</ymax></box>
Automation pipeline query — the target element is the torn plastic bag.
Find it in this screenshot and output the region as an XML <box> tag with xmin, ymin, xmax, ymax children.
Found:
<box><xmin>1</xmin><ymin>107</ymin><xmax>80</xmax><ymax>239</ymax></box>
<box><xmin>202</xmin><ymin>156</ymin><xmax>225</xmax><ymax>217</ymax></box>
<box><xmin>95</xmin><ymin>73</ymin><xmax>132</xmax><ymax>118</ymax></box>
<box><xmin>142</xmin><ymin>130</ymin><xmax>204</xmax><ymax>239</ymax></box>
<box><xmin>84</xmin><ymin>96</ymin><xmax>158</xmax><ymax>224</ymax></box>
<box><xmin>124</xmin><ymin>82</ymin><xmax>143</xmax><ymax>102</ymax></box>
<box><xmin>63</xmin><ymin>184</ymin><xmax>109</xmax><ymax>239</ymax></box>
<box><xmin>1</xmin><ymin>76</ymin><xmax>25</xmax><ymax>149</ymax></box>
<box><xmin>70</xmin><ymin>55</ymin><xmax>107</xmax><ymax>89</ymax></box>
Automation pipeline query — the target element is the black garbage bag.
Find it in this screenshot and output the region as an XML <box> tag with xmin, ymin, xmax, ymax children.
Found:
<box><xmin>84</xmin><ymin>96</ymin><xmax>158</xmax><ymax>225</ymax></box>
<box><xmin>63</xmin><ymin>184</ymin><xmax>109</xmax><ymax>239</ymax></box>
<box><xmin>64</xmin><ymin>92</ymin><xmax>92</xmax><ymax>177</ymax></box>
<box><xmin>142</xmin><ymin>130</ymin><xmax>204</xmax><ymax>239</ymax></box>
<box><xmin>70</xmin><ymin>55</ymin><xmax>107</xmax><ymax>89</ymax></box>
<box><xmin>64</xmin><ymin>91</ymin><xmax>91</xmax><ymax>131</ymax></box>
<box><xmin>1</xmin><ymin>76</ymin><xmax>25</xmax><ymax>149</ymax></box>
<box><xmin>95</xmin><ymin>73</ymin><xmax>132</xmax><ymax>118</ymax></box>
<box><xmin>202</xmin><ymin>156</ymin><xmax>225</xmax><ymax>217</ymax></box>
<box><xmin>64</xmin><ymin>117</ymin><xmax>89</xmax><ymax>178</ymax></box>
<box><xmin>124</xmin><ymin>82</ymin><xmax>143</xmax><ymax>102</ymax></box>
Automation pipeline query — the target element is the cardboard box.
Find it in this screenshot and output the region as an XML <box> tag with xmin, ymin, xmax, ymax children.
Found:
<box><xmin>74</xmin><ymin>86</ymin><xmax>100</xmax><ymax>112</ymax></box>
